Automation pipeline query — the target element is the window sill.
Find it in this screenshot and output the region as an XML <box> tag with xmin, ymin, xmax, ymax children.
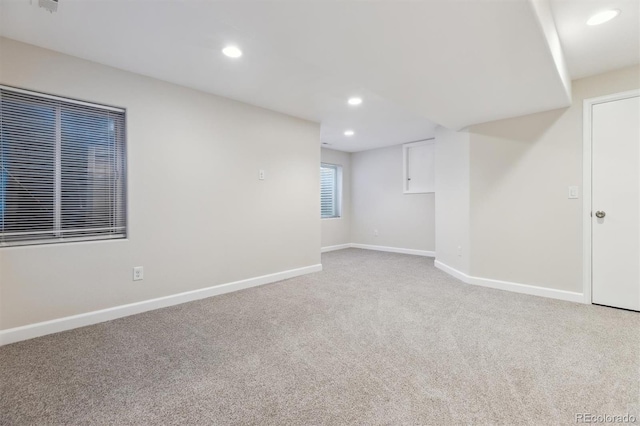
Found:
<box><xmin>0</xmin><ymin>236</ymin><xmax>128</xmax><ymax>249</ymax></box>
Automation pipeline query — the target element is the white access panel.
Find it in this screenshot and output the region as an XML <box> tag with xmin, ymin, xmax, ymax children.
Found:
<box><xmin>591</xmin><ymin>95</ymin><xmax>640</xmax><ymax>311</ymax></box>
<box><xmin>403</xmin><ymin>140</ymin><xmax>435</xmax><ymax>194</ymax></box>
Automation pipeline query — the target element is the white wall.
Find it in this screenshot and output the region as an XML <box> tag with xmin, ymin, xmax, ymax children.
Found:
<box><xmin>321</xmin><ymin>148</ymin><xmax>351</xmax><ymax>248</ymax></box>
<box><xmin>0</xmin><ymin>38</ymin><xmax>321</xmax><ymax>330</ymax></box>
<box><xmin>434</xmin><ymin>65</ymin><xmax>640</xmax><ymax>294</ymax></box>
<box><xmin>434</xmin><ymin>127</ymin><xmax>470</xmax><ymax>272</ymax></box>
<box><xmin>351</xmin><ymin>144</ymin><xmax>435</xmax><ymax>252</ymax></box>
<box><xmin>468</xmin><ymin>65</ymin><xmax>640</xmax><ymax>293</ymax></box>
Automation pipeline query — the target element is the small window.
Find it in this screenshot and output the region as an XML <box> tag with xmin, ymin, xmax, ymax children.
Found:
<box><xmin>320</xmin><ymin>163</ymin><xmax>341</xmax><ymax>219</ymax></box>
<box><xmin>0</xmin><ymin>86</ymin><xmax>127</xmax><ymax>246</ymax></box>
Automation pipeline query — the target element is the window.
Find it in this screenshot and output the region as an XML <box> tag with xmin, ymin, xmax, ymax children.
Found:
<box><xmin>320</xmin><ymin>163</ymin><xmax>341</xmax><ymax>219</ymax></box>
<box><xmin>0</xmin><ymin>87</ymin><xmax>127</xmax><ymax>246</ymax></box>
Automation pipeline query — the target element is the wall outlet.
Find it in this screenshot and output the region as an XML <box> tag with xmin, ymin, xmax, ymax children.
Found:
<box><xmin>259</xmin><ymin>169</ymin><xmax>265</xmax><ymax>180</ymax></box>
<box><xmin>457</xmin><ymin>246</ymin><xmax>462</xmax><ymax>257</ymax></box>
<box><xmin>133</xmin><ymin>266</ymin><xmax>144</xmax><ymax>281</ymax></box>
<box><xmin>373</xmin><ymin>229</ymin><xmax>379</xmax><ymax>237</ymax></box>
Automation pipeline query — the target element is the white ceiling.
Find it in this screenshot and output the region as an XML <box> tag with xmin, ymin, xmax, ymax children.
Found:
<box><xmin>214</xmin><ymin>0</ymin><xmax>572</xmax><ymax>130</ymax></box>
<box><xmin>0</xmin><ymin>0</ymin><xmax>439</xmax><ymax>152</ymax></box>
<box><xmin>0</xmin><ymin>0</ymin><xmax>636</xmax><ymax>152</ymax></box>
<box><xmin>551</xmin><ymin>0</ymin><xmax>640</xmax><ymax>79</ymax></box>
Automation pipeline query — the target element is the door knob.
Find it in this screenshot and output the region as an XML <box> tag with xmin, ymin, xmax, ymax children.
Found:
<box><xmin>595</xmin><ymin>211</ymin><xmax>606</xmax><ymax>218</ymax></box>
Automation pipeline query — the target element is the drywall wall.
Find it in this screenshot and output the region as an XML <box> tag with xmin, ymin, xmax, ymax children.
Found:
<box><xmin>0</xmin><ymin>37</ymin><xmax>321</xmax><ymax>330</ymax></box>
<box><xmin>434</xmin><ymin>127</ymin><xmax>470</xmax><ymax>272</ymax></box>
<box><xmin>321</xmin><ymin>148</ymin><xmax>351</xmax><ymax>248</ymax></box>
<box><xmin>351</xmin><ymin>144</ymin><xmax>435</xmax><ymax>252</ymax></box>
<box><xmin>468</xmin><ymin>65</ymin><xmax>640</xmax><ymax>293</ymax></box>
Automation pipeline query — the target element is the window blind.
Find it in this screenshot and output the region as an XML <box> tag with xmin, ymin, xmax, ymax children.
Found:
<box><xmin>320</xmin><ymin>163</ymin><xmax>339</xmax><ymax>218</ymax></box>
<box><xmin>0</xmin><ymin>87</ymin><xmax>127</xmax><ymax>246</ymax></box>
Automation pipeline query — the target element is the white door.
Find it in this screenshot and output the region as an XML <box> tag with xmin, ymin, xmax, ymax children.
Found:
<box><xmin>591</xmin><ymin>94</ymin><xmax>640</xmax><ymax>311</ymax></box>
<box><xmin>404</xmin><ymin>141</ymin><xmax>435</xmax><ymax>193</ymax></box>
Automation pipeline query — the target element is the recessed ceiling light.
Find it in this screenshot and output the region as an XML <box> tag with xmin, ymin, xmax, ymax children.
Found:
<box><xmin>348</xmin><ymin>97</ymin><xmax>363</xmax><ymax>106</ymax></box>
<box><xmin>587</xmin><ymin>9</ymin><xmax>620</xmax><ymax>26</ymax></box>
<box><xmin>222</xmin><ymin>46</ymin><xmax>243</xmax><ymax>58</ymax></box>
<box><xmin>344</xmin><ymin>130</ymin><xmax>355</xmax><ymax>136</ymax></box>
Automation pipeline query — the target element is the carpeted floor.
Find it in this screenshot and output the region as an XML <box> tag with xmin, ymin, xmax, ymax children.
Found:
<box><xmin>1</xmin><ymin>248</ymin><xmax>639</xmax><ymax>425</ymax></box>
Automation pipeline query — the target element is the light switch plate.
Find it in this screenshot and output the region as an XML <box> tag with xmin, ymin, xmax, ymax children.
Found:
<box><xmin>568</xmin><ymin>186</ymin><xmax>579</xmax><ymax>199</ymax></box>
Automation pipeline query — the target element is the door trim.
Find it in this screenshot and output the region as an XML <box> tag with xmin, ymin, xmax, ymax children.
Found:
<box><xmin>582</xmin><ymin>89</ymin><xmax>640</xmax><ymax>305</ymax></box>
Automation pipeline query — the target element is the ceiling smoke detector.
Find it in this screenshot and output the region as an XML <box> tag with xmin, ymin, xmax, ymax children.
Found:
<box><xmin>38</xmin><ymin>0</ymin><xmax>58</xmax><ymax>13</ymax></box>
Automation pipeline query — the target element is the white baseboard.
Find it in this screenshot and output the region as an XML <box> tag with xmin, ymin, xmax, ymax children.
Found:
<box><xmin>0</xmin><ymin>264</ymin><xmax>323</xmax><ymax>346</ymax></box>
<box><xmin>350</xmin><ymin>243</ymin><xmax>435</xmax><ymax>257</ymax></box>
<box><xmin>434</xmin><ymin>260</ymin><xmax>469</xmax><ymax>282</ymax></box>
<box><xmin>434</xmin><ymin>260</ymin><xmax>585</xmax><ymax>304</ymax></box>
<box><xmin>321</xmin><ymin>244</ymin><xmax>352</xmax><ymax>253</ymax></box>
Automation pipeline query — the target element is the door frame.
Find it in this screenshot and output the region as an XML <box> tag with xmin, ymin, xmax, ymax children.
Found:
<box><xmin>582</xmin><ymin>89</ymin><xmax>640</xmax><ymax>304</ymax></box>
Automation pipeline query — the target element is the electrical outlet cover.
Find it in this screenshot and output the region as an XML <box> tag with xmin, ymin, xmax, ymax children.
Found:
<box><xmin>133</xmin><ymin>266</ymin><xmax>144</xmax><ymax>281</ymax></box>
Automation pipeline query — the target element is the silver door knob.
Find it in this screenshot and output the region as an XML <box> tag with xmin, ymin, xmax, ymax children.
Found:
<box><xmin>595</xmin><ymin>211</ymin><xmax>606</xmax><ymax>218</ymax></box>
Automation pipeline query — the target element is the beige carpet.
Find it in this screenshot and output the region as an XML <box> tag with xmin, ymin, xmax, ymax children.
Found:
<box><xmin>1</xmin><ymin>248</ymin><xmax>639</xmax><ymax>425</ymax></box>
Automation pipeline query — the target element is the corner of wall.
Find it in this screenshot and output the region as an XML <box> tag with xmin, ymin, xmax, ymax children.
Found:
<box><xmin>434</xmin><ymin>126</ymin><xmax>471</xmax><ymax>274</ymax></box>
<box><xmin>321</xmin><ymin>148</ymin><xmax>353</xmax><ymax>248</ymax></box>
<box><xmin>528</xmin><ymin>0</ymin><xmax>572</xmax><ymax>103</ymax></box>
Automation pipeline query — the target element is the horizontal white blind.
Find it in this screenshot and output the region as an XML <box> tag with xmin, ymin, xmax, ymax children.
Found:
<box><xmin>320</xmin><ymin>164</ymin><xmax>338</xmax><ymax>218</ymax></box>
<box><xmin>0</xmin><ymin>88</ymin><xmax>126</xmax><ymax>246</ymax></box>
